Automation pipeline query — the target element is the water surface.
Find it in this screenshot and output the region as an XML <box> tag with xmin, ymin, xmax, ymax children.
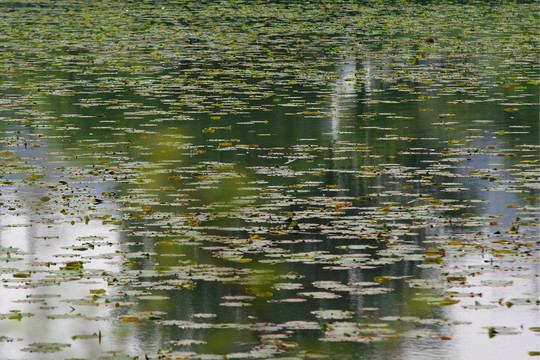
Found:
<box><xmin>0</xmin><ymin>1</ymin><xmax>538</xmax><ymax>359</ymax></box>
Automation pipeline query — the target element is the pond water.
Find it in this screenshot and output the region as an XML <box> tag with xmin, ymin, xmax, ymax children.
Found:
<box><xmin>0</xmin><ymin>1</ymin><xmax>538</xmax><ymax>359</ymax></box>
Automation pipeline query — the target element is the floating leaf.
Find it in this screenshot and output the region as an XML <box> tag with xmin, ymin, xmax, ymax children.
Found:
<box><xmin>311</xmin><ymin>309</ymin><xmax>354</xmax><ymax>320</ymax></box>
<box><xmin>22</xmin><ymin>343</ymin><xmax>70</xmax><ymax>353</ymax></box>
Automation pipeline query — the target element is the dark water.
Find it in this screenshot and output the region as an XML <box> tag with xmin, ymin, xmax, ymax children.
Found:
<box><xmin>0</xmin><ymin>1</ymin><xmax>538</xmax><ymax>359</ymax></box>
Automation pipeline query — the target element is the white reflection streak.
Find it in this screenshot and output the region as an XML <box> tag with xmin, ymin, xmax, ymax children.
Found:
<box><xmin>0</xmin><ymin>185</ymin><xmax>122</xmax><ymax>359</ymax></box>
<box><xmin>330</xmin><ymin>54</ymin><xmax>357</xmax><ymax>141</ymax></box>
<box><xmin>363</xmin><ymin>57</ymin><xmax>373</xmax><ymax>95</ymax></box>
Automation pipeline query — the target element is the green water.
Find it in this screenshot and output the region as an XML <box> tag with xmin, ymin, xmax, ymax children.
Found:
<box><xmin>0</xmin><ymin>1</ymin><xmax>538</xmax><ymax>359</ymax></box>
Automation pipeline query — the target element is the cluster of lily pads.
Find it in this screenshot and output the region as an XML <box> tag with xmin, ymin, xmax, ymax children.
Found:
<box><xmin>0</xmin><ymin>0</ymin><xmax>538</xmax><ymax>359</ymax></box>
